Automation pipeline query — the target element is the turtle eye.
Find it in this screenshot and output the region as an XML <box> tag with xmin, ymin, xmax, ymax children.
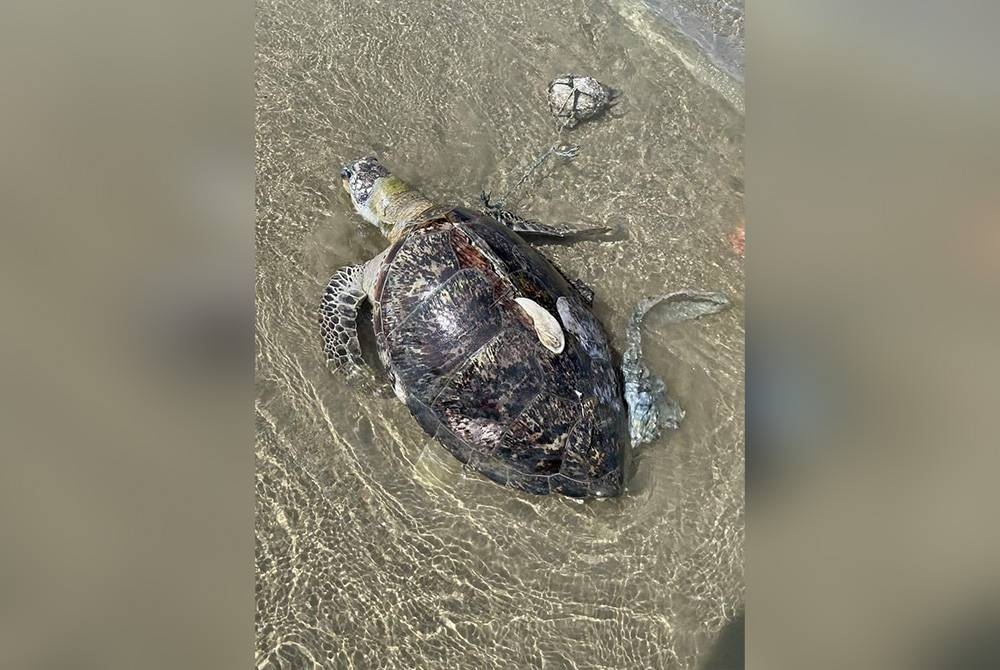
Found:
<box><xmin>340</xmin><ymin>167</ymin><xmax>351</xmax><ymax>179</ymax></box>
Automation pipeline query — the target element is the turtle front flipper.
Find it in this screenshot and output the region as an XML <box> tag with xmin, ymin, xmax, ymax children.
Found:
<box><xmin>624</xmin><ymin>291</ymin><xmax>730</xmax><ymax>447</ymax></box>
<box><xmin>479</xmin><ymin>191</ymin><xmax>612</xmax><ymax>240</ymax></box>
<box><xmin>319</xmin><ymin>263</ymin><xmax>370</xmax><ymax>380</ymax></box>
<box><xmin>504</xmin><ymin>216</ymin><xmax>612</xmax><ymax>240</ymax></box>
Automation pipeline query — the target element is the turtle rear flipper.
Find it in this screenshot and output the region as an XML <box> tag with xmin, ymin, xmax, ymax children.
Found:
<box><xmin>624</xmin><ymin>291</ymin><xmax>730</xmax><ymax>447</ymax></box>
<box><xmin>319</xmin><ymin>263</ymin><xmax>370</xmax><ymax>380</ymax></box>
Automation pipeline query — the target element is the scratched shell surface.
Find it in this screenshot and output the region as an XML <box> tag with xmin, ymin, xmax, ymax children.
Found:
<box><xmin>256</xmin><ymin>0</ymin><xmax>745</xmax><ymax>667</ymax></box>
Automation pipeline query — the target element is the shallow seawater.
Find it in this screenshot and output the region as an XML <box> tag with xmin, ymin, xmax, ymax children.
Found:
<box><xmin>256</xmin><ymin>0</ymin><xmax>744</xmax><ymax>667</ymax></box>
<box><xmin>644</xmin><ymin>0</ymin><xmax>744</xmax><ymax>82</ymax></box>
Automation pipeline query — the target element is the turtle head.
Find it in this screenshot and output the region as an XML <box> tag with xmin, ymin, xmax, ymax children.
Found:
<box><xmin>340</xmin><ymin>155</ymin><xmax>391</xmax><ymax>223</ymax></box>
<box><xmin>340</xmin><ymin>155</ymin><xmax>435</xmax><ymax>238</ymax></box>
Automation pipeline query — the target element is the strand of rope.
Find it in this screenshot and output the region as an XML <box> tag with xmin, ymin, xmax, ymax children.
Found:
<box><xmin>491</xmin><ymin>93</ymin><xmax>580</xmax><ymax>208</ymax></box>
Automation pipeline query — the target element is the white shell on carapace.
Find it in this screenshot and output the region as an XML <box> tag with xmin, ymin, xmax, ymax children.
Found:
<box><xmin>515</xmin><ymin>297</ymin><xmax>565</xmax><ymax>354</ymax></box>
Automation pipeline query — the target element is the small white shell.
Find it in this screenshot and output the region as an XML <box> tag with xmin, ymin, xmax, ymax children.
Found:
<box><xmin>515</xmin><ymin>297</ymin><xmax>565</xmax><ymax>354</ymax></box>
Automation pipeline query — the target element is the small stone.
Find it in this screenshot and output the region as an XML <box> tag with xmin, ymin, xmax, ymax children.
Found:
<box><xmin>547</xmin><ymin>74</ymin><xmax>618</xmax><ymax>128</ymax></box>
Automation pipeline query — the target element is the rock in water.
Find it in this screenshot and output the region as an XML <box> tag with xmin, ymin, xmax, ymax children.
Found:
<box><xmin>547</xmin><ymin>74</ymin><xmax>618</xmax><ymax>128</ymax></box>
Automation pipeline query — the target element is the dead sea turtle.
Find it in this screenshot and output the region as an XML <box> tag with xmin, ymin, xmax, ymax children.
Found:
<box><xmin>320</xmin><ymin>156</ymin><xmax>727</xmax><ymax>498</ymax></box>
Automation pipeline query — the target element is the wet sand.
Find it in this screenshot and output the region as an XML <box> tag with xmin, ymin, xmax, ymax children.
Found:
<box><xmin>256</xmin><ymin>0</ymin><xmax>744</xmax><ymax>667</ymax></box>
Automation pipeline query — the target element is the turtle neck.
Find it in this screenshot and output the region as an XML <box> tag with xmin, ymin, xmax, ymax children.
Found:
<box><xmin>367</xmin><ymin>177</ymin><xmax>438</xmax><ymax>243</ymax></box>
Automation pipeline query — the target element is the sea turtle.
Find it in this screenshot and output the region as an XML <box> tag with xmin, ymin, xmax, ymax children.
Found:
<box><xmin>320</xmin><ymin>155</ymin><xmax>727</xmax><ymax>498</ymax></box>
